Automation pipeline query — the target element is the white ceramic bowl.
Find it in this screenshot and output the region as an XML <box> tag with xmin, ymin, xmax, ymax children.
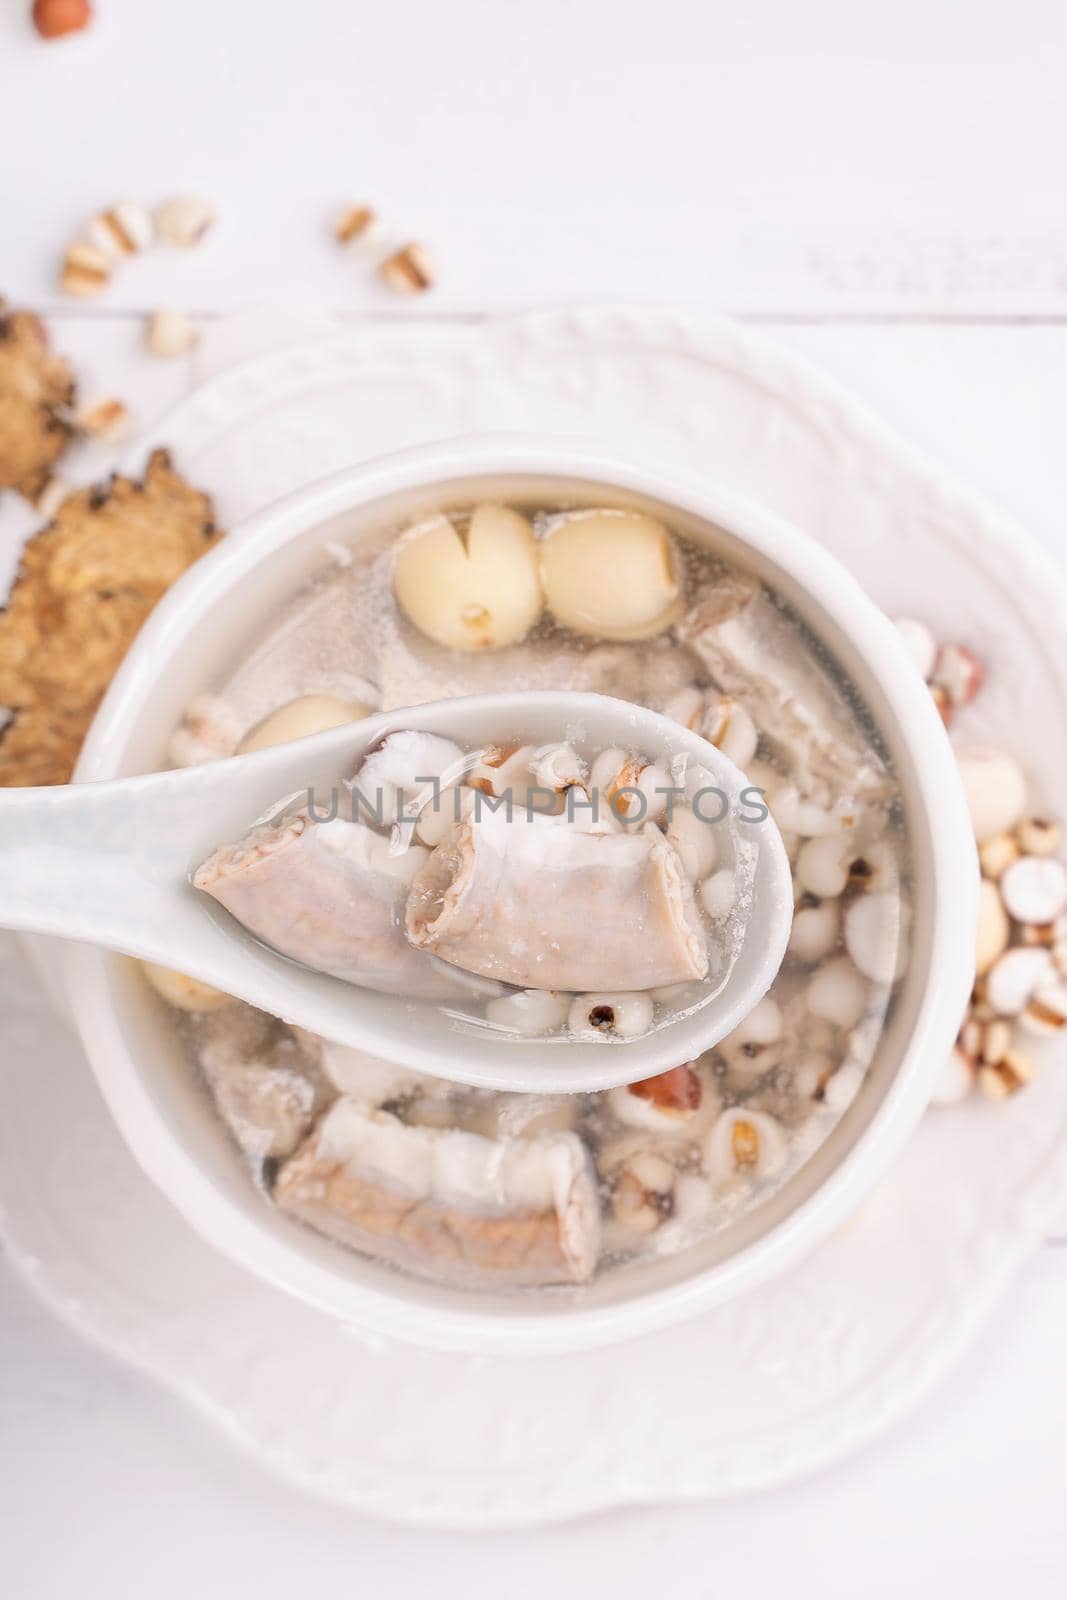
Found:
<box><xmin>64</xmin><ymin>437</ymin><xmax>977</xmax><ymax>1355</ymax></box>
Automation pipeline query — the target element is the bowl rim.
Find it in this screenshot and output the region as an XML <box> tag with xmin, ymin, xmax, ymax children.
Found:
<box><xmin>64</xmin><ymin>434</ymin><xmax>978</xmax><ymax>1354</ymax></box>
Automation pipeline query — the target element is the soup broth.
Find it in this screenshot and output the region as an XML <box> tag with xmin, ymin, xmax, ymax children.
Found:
<box><xmin>154</xmin><ymin>499</ymin><xmax>911</xmax><ymax>1290</ymax></box>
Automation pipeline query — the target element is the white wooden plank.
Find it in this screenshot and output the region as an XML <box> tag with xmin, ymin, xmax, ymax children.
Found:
<box><xmin>4</xmin><ymin>0</ymin><xmax>1067</xmax><ymax>316</ymax></box>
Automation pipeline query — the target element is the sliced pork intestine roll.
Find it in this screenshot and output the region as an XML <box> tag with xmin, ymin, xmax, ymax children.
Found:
<box><xmin>200</xmin><ymin>1032</ymin><xmax>335</xmax><ymax>1165</ymax></box>
<box><xmin>274</xmin><ymin>1100</ymin><xmax>601</xmax><ymax>1287</ymax></box>
<box><xmin>193</xmin><ymin>810</ymin><xmax>496</xmax><ymax>1002</ymax></box>
<box><xmin>677</xmin><ymin>575</ymin><xmax>891</xmax><ymax>805</ymax></box>
<box><xmin>184</xmin><ymin>1006</ymin><xmax>336</xmax><ymax>1166</ymax></box>
<box><xmin>406</xmin><ymin>807</ymin><xmax>711</xmax><ymax>992</ymax></box>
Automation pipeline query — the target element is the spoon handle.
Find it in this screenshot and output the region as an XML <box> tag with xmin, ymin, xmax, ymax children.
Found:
<box><xmin>0</xmin><ymin>769</ymin><xmax>218</xmax><ymax>964</ymax></box>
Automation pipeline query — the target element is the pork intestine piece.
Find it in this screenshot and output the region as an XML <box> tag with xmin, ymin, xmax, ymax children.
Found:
<box><xmin>193</xmin><ymin>810</ymin><xmax>492</xmax><ymax>1002</ymax></box>
<box><xmin>677</xmin><ymin>575</ymin><xmax>891</xmax><ymax>804</ymax></box>
<box><xmin>186</xmin><ymin>1006</ymin><xmax>336</xmax><ymax>1165</ymax></box>
<box><xmin>274</xmin><ymin>1100</ymin><xmax>601</xmax><ymax>1286</ymax></box>
<box><xmin>200</xmin><ymin>1033</ymin><xmax>335</xmax><ymax>1164</ymax></box>
<box><xmin>406</xmin><ymin>806</ymin><xmax>710</xmax><ymax>992</ymax></box>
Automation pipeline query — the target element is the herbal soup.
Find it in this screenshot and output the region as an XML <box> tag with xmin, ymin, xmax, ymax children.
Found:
<box><xmin>150</xmin><ymin>501</ymin><xmax>911</xmax><ymax>1289</ymax></box>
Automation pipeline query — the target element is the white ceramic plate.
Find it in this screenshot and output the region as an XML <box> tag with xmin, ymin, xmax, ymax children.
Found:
<box><xmin>3</xmin><ymin>307</ymin><xmax>1067</xmax><ymax>1526</ymax></box>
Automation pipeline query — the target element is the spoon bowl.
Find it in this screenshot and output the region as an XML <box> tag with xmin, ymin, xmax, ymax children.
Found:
<box><xmin>0</xmin><ymin>691</ymin><xmax>792</xmax><ymax>1092</ymax></box>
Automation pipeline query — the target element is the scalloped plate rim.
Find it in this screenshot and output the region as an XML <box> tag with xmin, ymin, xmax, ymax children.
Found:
<box><xmin>4</xmin><ymin>304</ymin><xmax>1067</xmax><ymax>1526</ymax></box>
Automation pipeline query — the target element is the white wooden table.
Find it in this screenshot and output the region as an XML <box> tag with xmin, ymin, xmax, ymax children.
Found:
<box><xmin>3</xmin><ymin>2</ymin><xmax>1067</xmax><ymax>1592</ymax></box>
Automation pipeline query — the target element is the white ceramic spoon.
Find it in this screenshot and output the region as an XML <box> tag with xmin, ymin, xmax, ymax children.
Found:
<box><xmin>0</xmin><ymin>692</ymin><xmax>791</xmax><ymax>1092</ymax></box>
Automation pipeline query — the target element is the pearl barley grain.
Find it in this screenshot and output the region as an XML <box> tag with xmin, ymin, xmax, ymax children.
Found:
<box><xmin>156</xmin><ymin>195</ymin><xmax>216</xmax><ymax>248</ymax></box>
<box><xmin>789</xmin><ymin>898</ymin><xmax>840</xmax><ymax>963</ymax></box>
<box><xmin>703</xmin><ymin>696</ymin><xmax>759</xmax><ymax>768</ymax></box>
<box><xmin>167</xmin><ymin>695</ymin><xmax>241</xmax><ymax>766</ymax></box>
<box><xmin>795</xmin><ymin>834</ymin><xmax>850</xmax><ymax>898</ymax></box>
<box><xmin>845</xmin><ymin>893</ymin><xmax>909</xmax><ymax>982</ymax></box>
<box><xmin>978</xmin><ymin>832</ymin><xmax>1020</xmax><ymax>880</ymax></box>
<box><xmin>380</xmin><ymin>242</ymin><xmax>435</xmax><ymax>293</ymax></box>
<box><xmin>767</xmin><ymin>785</ymin><xmax>850</xmax><ymax>838</ymax></box>
<box><xmin>87</xmin><ymin>200</ymin><xmax>154</xmax><ymax>257</ymax></box>
<box><xmin>700</xmin><ymin>868</ymin><xmax>737</xmax><ymax>921</ymax></box>
<box><xmin>76</xmin><ymin>396</ymin><xmax>132</xmax><ymax>443</ymax></box>
<box><xmin>999</xmin><ymin>856</ymin><xmax>1067</xmax><ymax>925</ymax></box>
<box><xmin>807</xmin><ymin>957</ymin><xmax>867</xmax><ymax>1029</ymax></box>
<box><xmin>822</xmin><ymin>1061</ymin><xmax>865</xmax><ymax>1114</ymax></box>
<box><xmin>1017</xmin><ymin>817</ymin><xmax>1062</xmax><ymax>857</ymax></box>
<box><xmin>665</xmin><ymin>804</ymin><xmax>718</xmax><ymax>881</ymax></box>
<box><xmin>1019</xmin><ymin>982</ymin><xmax>1067</xmax><ymax>1037</ymax></box>
<box><xmin>568</xmin><ymin>993</ymin><xmax>654</xmax><ymax>1040</ymax></box>
<box><xmin>979</xmin><ymin>1050</ymin><xmax>1034</xmax><ymax>1099</ymax></box>
<box><xmin>333</xmin><ymin>204</ymin><xmax>384</xmax><ymax>249</ymax></box>
<box><xmin>705</xmin><ymin>1108</ymin><xmax>786</xmax><ymax>1184</ymax></box>
<box><xmin>145</xmin><ymin>308</ymin><xmax>199</xmax><ymax>357</ymax></box>
<box><xmin>734</xmin><ymin>996</ymin><xmax>782</xmax><ymax>1044</ymax></box>
<box><xmin>532</xmin><ymin>743</ymin><xmax>588</xmax><ymax>794</ymax></box>
<box><xmin>612</xmin><ymin>1151</ymin><xmax>677</xmax><ymax>1234</ymax></box>
<box><xmin>985</xmin><ymin>947</ymin><xmax>1054</xmax><ymax>1017</ymax></box>
<box><xmin>718</xmin><ymin>999</ymin><xmax>785</xmax><ymax>1080</ymax></box>
<box><xmin>59</xmin><ymin>242</ymin><xmax>110</xmax><ymax>297</ymax></box>
<box><xmin>486</xmin><ymin>990</ymin><xmax>571</xmax><ymax>1036</ymax></box>
<box><xmin>663</xmin><ymin>686</ymin><xmax>704</xmax><ymax>732</ymax></box>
